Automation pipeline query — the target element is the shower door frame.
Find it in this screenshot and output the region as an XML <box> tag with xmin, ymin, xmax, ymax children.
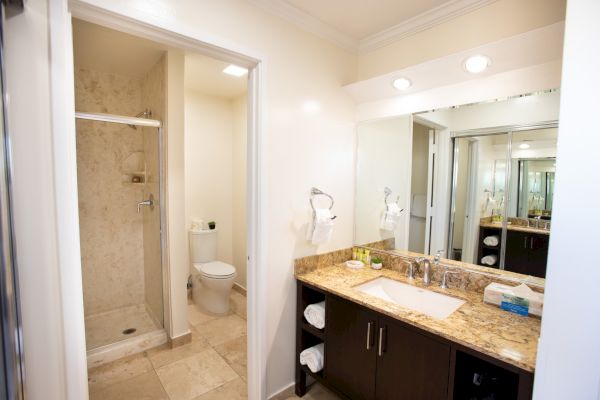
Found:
<box><xmin>49</xmin><ymin>2</ymin><xmax>267</xmax><ymax>400</ymax></box>
<box><xmin>74</xmin><ymin>112</ymin><xmax>167</xmax><ymax>333</ymax></box>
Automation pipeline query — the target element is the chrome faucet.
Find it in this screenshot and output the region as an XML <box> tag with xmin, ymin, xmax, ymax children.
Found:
<box><xmin>440</xmin><ymin>269</ymin><xmax>459</xmax><ymax>289</ymax></box>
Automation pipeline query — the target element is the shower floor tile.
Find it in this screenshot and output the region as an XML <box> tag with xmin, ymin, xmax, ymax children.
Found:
<box><xmin>85</xmin><ymin>304</ymin><xmax>161</xmax><ymax>350</ymax></box>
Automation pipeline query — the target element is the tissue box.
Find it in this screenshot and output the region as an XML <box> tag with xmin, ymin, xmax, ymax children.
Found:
<box><xmin>483</xmin><ymin>282</ymin><xmax>543</xmax><ymax>317</ymax></box>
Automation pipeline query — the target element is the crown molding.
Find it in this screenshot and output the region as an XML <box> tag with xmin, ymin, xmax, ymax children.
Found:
<box><xmin>246</xmin><ymin>0</ymin><xmax>359</xmax><ymax>52</ymax></box>
<box><xmin>359</xmin><ymin>0</ymin><xmax>498</xmax><ymax>52</ymax></box>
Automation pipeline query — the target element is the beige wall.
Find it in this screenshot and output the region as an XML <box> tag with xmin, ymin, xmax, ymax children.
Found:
<box><xmin>357</xmin><ymin>0</ymin><xmax>566</xmax><ymax>80</ymax></box>
<box><xmin>141</xmin><ymin>55</ymin><xmax>166</xmax><ymax>326</ymax></box>
<box><xmin>184</xmin><ymin>91</ymin><xmax>248</xmax><ymax>288</ymax></box>
<box><xmin>75</xmin><ymin>68</ymin><xmax>146</xmax><ymax>315</ymax></box>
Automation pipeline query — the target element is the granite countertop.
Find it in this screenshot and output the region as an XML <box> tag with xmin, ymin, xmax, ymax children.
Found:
<box><xmin>480</xmin><ymin>221</ymin><xmax>550</xmax><ymax>235</ymax></box>
<box><xmin>296</xmin><ymin>263</ymin><xmax>541</xmax><ymax>372</ymax></box>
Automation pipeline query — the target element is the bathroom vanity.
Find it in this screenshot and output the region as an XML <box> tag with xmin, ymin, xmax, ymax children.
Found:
<box><xmin>294</xmin><ymin>254</ymin><xmax>540</xmax><ymax>400</ymax></box>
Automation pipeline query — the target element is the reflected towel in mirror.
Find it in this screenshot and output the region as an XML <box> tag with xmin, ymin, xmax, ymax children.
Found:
<box><xmin>483</xmin><ymin>235</ymin><xmax>499</xmax><ymax>247</ymax></box>
<box><xmin>481</xmin><ymin>254</ymin><xmax>498</xmax><ymax>266</ymax></box>
<box><xmin>380</xmin><ymin>202</ymin><xmax>402</xmax><ymax>231</ymax></box>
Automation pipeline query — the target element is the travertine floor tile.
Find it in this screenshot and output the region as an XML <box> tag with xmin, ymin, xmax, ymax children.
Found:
<box><xmin>89</xmin><ymin>371</ymin><xmax>169</xmax><ymax>400</ymax></box>
<box><xmin>87</xmin><ymin>352</ymin><xmax>153</xmax><ymax>393</ymax></box>
<box><xmin>187</xmin><ymin>303</ymin><xmax>221</xmax><ymax>326</ymax></box>
<box><xmin>191</xmin><ymin>377</ymin><xmax>247</xmax><ymax>400</ymax></box>
<box><xmin>230</xmin><ymin>292</ymin><xmax>247</xmax><ymax>320</ymax></box>
<box><xmin>213</xmin><ymin>335</ymin><xmax>247</xmax><ymax>380</ymax></box>
<box><xmin>193</xmin><ymin>314</ymin><xmax>246</xmax><ymax>347</ymax></box>
<box><xmin>146</xmin><ymin>328</ymin><xmax>210</xmax><ymax>369</ymax></box>
<box><xmin>156</xmin><ymin>348</ymin><xmax>238</xmax><ymax>400</ymax></box>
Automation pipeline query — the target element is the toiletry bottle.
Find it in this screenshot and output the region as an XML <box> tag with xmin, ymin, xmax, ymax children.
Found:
<box><xmin>365</xmin><ymin>250</ymin><xmax>371</xmax><ymax>265</ymax></box>
<box><xmin>352</xmin><ymin>247</ymin><xmax>357</xmax><ymax>260</ymax></box>
<box><xmin>357</xmin><ymin>248</ymin><xmax>364</xmax><ymax>263</ymax></box>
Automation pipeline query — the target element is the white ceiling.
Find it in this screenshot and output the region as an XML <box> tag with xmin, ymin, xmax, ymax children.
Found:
<box><xmin>248</xmin><ymin>0</ymin><xmax>497</xmax><ymax>52</ymax></box>
<box><xmin>72</xmin><ymin>19</ymin><xmax>166</xmax><ymax>79</ymax></box>
<box><xmin>184</xmin><ymin>54</ymin><xmax>248</xmax><ymax>99</ymax></box>
<box><xmin>285</xmin><ymin>0</ymin><xmax>449</xmax><ymax>39</ymax></box>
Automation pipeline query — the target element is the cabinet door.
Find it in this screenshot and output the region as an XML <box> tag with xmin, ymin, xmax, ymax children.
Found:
<box><xmin>326</xmin><ymin>295</ymin><xmax>377</xmax><ymax>400</ymax></box>
<box><xmin>505</xmin><ymin>231</ymin><xmax>530</xmax><ymax>275</ymax></box>
<box><xmin>375</xmin><ymin>316</ymin><xmax>450</xmax><ymax>400</ymax></box>
<box><xmin>528</xmin><ymin>233</ymin><xmax>549</xmax><ymax>278</ymax></box>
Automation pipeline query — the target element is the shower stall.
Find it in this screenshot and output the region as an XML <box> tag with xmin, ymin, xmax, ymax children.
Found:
<box><xmin>75</xmin><ymin>110</ymin><xmax>166</xmax><ymax>366</ymax></box>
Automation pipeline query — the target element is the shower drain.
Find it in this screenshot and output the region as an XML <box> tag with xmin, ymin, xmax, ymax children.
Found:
<box><xmin>122</xmin><ymin>328</ymin><xmax>137</xmax><ymax>335</ymax></box>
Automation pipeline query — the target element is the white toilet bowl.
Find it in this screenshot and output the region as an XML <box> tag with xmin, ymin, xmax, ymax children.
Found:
<box><xmin>192</xmin><ymin>261</ymin><xmax>236</xmax><ymax>314</ymax></box>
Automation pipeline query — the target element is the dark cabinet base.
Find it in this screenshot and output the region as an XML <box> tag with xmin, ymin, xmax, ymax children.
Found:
<box><xmin>296</xmin><ymin>281</ymin><xmax>534</xmax><ymax>400</ymax></box>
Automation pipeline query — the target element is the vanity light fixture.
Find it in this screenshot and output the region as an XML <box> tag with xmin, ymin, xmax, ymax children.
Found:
<box><xmin>464</xmin><ymin>55</ymin><xmax>491</xmax><ymax>74</ymax></box>
<box><xmin>519</xmin><ymin>143</ymin><xmax>531</xmax><ymax>149</ymax></box>
<box><xmin>223</xmin><ymin>64</ymin><xmax>248</xmax><ymax>77</ymax></box>
<box><xmin>392</xmin><ymin>77</ymin><xmax>412</xmax><ymax>91</ymax></box>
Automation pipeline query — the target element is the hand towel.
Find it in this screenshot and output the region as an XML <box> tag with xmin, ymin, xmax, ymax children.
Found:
<box><xmin>303</xmin><ymin>301</ymin><xmax>325</xmax><ymax>329</ymax></box>
<box><xmin>481</xmin><ymin>254</ymin><xmax>498</xmax><ymax>266</ymax></box>
<box><xmin>483</xmin><ymin>235</ymin><xmax>499</xmax><ymax>247</ymax></box>
<box><xmin>300</xmin><ymin>343</ymin><xmax>325</xmax><ymax>373</ymax></box>
<box><xmin>411</xmin><ymin>194</ymin><xmax>427</xmax><ymax>218</ymax></box>
<box><xmin>380</xmin><ymin>202</ymin><xmax>402</xmax><ymax>231</ymax></box>
<box><xmin>309</xmin><ymin>208</ymin><xmax>334</xmax><ymax>245</ymax></box>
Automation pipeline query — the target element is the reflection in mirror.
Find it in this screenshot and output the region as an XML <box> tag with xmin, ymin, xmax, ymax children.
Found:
<box><xmin>354</xmin><ymin>90</ymin><xmax>559</xmax><ymax>279</ymax></box>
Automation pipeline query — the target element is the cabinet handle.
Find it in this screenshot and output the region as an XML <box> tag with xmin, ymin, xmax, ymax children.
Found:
<box><xmin>378</xmin><ymin>327</ymin><xmax>386</xmax><ymax>356</ymax></box>
<box><xmin>366</xmin><ymin>322</ymin><xmax>373</xmax><ymax>350</ymax></box>
<box><xmin>530</xmin><ymin>237</ymin><xmax>534</xmax><ymax>249</ymax></box>
<box><xmin>524</xmin><ymin>236</ymin><xmax>528</xmax><ymax>249</ymax></box>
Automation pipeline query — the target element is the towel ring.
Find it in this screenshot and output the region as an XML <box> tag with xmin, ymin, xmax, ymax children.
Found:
<box><xmin>384</xmin><ymin>187</ymin><xmax>400</xmax><ymax>211</ymax></box>
<box><xmin>310</xmin><ymin>187</ymin><xmax>334</xmax><ymax>211</ymax></box>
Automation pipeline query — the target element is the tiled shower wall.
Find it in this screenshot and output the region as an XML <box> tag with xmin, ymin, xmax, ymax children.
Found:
<box><xmin>75</xmin><ymin>61</ymin><xmax>165</xmax><ymax>321</ymax></box>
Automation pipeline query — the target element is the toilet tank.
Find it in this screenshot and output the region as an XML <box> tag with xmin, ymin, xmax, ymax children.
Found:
<box><xmin>189</xmin><ymin>229</ymin><xmax>218</xmax><ymax>263</ymax></box>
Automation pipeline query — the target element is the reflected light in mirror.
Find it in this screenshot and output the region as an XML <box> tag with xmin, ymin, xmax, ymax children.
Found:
<box><xmin>519</xmin><ymin>143</ymin><xmax>531</xmax><ymax>149</ymax></box>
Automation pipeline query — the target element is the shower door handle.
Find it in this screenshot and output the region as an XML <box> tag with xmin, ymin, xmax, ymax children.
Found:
<box><xmin>137</xmin><ymin>194</ymin><xmax>154</xmax><ymax>213</ymax></box>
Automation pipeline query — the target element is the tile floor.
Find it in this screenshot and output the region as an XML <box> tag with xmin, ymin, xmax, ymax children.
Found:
<box><xmin>85</xmin><ymin>304</ymin><xmax>160</xmax><ymax>350</ymax></box>
<box><xmin>87</xmin><ymin>290</ymin><xmax>340</xmax><ymax>399</ymax></box>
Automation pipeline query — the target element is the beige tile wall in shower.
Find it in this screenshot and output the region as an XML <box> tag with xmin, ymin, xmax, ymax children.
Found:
<box><xmin>75</xmin><ymin>68</ymin><xmax>146</xmax><ymax>315</ymax></box>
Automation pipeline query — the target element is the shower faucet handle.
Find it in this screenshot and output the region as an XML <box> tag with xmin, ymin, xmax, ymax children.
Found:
<box><xmin>137</xmin><ymin>194</ymin><xmax>155</xmax><ymax>213</ymax></box>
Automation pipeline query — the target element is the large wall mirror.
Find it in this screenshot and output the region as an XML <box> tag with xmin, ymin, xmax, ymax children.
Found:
<box><xmin>354</xmin><ymin>90</ymin><xmax>560</xmax><ymax>278</ymax></box>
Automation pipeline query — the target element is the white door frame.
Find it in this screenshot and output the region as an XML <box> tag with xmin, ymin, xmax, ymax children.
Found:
<box><xmin>49</xmin><ymin>2</ymin><xmax>267</xmax><ymax>399</ymax></box>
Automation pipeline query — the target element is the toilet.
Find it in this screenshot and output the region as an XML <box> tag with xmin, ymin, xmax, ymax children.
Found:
<box><xmin>189</xmin><ymin>229</ymin><xmax>237</xmax><ymax>314</ymax></box>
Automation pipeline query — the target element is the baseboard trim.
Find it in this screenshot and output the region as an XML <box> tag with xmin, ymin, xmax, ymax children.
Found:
<box><xmin>233</xmin><ymin>282</ymin><xmax>247</xmax><ymax>296</ymax></box>
<box><xmin>268</xmin><ymin>382</ymin><xmax>295</xmax><ymax>400</ymax></box>
<box><xmin>169</xmin><ymin>330</ymin><xmax>192</xmax><ymax>348</ymax></box>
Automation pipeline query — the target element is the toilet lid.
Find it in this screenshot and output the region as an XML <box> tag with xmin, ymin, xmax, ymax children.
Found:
<box><xmin>196</xmin><ymin>261</ymin><xmax>236</xmax><ymax>278</ymax></box>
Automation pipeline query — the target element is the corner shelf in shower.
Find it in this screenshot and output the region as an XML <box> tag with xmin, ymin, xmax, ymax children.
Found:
<box><xmin>122</xmin><ymin>151</ymin><xmax>147</xmax><ymax>185</ymax></box>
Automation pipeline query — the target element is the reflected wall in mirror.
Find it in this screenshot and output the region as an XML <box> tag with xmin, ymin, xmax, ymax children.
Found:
<box><xmin>354</xmin><ymin>90</ymin><xmax>560</xmax><ymax>279</ymax></box>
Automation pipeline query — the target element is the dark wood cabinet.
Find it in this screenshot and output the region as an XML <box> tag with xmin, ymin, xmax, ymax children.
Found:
<box><xmin>505</xmin><ymin>230</ymin><xmax>549</xmax><ymax>278</ymax></box>
<box><xmin>375</xmin><ymin>315</ymin><xmax>450</xmax><ymax>400</ymax></box>
<box><xmin>326</xmin><ymin>295</ymin><xmax>377</xmax><ymax>400</ymax></box>
<box><xmin>296</xmin><ymin>281</ymin><xmax>534</xmax><ymax>400</ymax></box>
<box><xmin>326</xmin><ymin>294</ymin><xmax>450</xmax><ymax>400</ymax></box>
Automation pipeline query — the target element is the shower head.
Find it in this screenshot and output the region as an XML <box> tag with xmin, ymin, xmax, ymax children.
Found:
<box><xmin>128</xmin><ymin>109</ymin><xmax>152</xmax><ymax>130</ymax></box>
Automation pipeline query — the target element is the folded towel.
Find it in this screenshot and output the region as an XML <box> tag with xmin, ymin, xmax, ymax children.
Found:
<box><xmin>483</xmin><ymin>235</ymin><xmax>499</xmax><ymax>247</ymax></box>
<box><xmin>300</xmin><ymin>343</ymin><xmax>324</xmax><ymax>373</ymax></box>
<box><xmin>304</xmin><ymin>301</ymin><xmax>325</xmax><ymax>329</ymax></box>
<box><xmin>481</xmin><ymin>255</ymin><xmax>498</xmax><ymax>266</ymax></box>
<box><xmin>308</xmin><ymin>208</ymin><xmax>334</xmax><ymax>245</ymax></box>
<box><xmin>380</xmin><ymin>202</ymin><xmax>402</xmax><ymax>231</ymax></box>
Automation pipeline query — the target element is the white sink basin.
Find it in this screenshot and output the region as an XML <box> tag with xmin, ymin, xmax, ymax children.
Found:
<box><xmin>355</xmin><ymin>277</ymin><xmax>465</xmax><ymax>320</ymax></box>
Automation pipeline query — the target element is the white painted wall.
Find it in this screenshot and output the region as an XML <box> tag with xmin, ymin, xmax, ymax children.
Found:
<box><xmin>232</xmin><ymin>95</ymin><xmax>248</xmax><ymax>288</ymax></box>
<box><xmin>533</xmin><ymin>1</ymin><xmax>600</xmax><ymax>398</ymax></box>
<box><xmin>355</xmin><ymin>116</ymin><xmax>412</xmax><ymax>248</ymax></box>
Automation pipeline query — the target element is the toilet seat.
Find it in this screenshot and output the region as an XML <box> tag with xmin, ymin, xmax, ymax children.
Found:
<box><xmin>194</xmin><ymin>261</ymin><xmax>236</xmax><ymax>279</ymax></box>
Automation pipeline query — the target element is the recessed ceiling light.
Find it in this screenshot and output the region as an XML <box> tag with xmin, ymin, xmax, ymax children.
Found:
<box><xmin>223</xmin><ymin>64</ymin><xmax>248</xmax><ymax>77</ymax></box>
<box><xmin>464</xmin><ymin>55</ymin><xmax>491</xmax><ymax>74</ymax></box>
<box><xmin>392</xmin><ymin>77</ymin><xmax>412</xmax><ymax>91</ymax></box>
<box><xmin>519</xmin><ymin>143</ymin><xmax>531</xmax><ymax>149</ymax></box>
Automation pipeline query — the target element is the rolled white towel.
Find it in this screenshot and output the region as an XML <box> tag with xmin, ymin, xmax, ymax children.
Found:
<box><xmin>483</xmin><ymin>235</ymin><xmax>499</xmax><ymax>247</ymax></box>
<box><xmin>300</xmin><ymin>343</ymin><xmax>324</xmax><ymax>373</ymax></box>
<box><xmin>481</xmin><ymin>255</ymin><xmax>498</xmax><ymax>266</ymax></box>
<box><xmin>303</xmin><ymin>301</ymin><xmax>325</xmax><ymax>329</ymax></box>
